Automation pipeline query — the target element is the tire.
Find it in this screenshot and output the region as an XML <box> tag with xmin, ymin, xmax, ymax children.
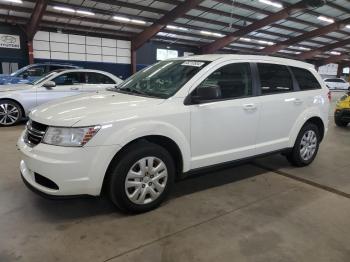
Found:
<box><xmin>286</xmin><ymin>123</ymin><xmax>320</xmax><ymax>167</ymax></box>
<box><xmin>0</xmin><ymin>100</ymin><xmax>23</xmax><ymax>127</ymax></box>
<box><xmin>335</xmin><ymin>118</ymin><xmax>348</xmax><ymax>127</ymax></box>
<box><xmin>108</xmin><ymin>140</ymin><xmax>175</xmax><ymax>213</ymax></box>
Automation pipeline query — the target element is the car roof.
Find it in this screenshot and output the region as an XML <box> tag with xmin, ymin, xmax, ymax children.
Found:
<box><xmin>51</xmin><ymin>69</ymin><xmax>120</xmax><ymax>80</ymax></box>
<box><xmin>30</xmin><ymin>63</ymin><xmax>78</xmax><ymax>67</ymax></box>
<box><xmin>173</xmin><ymin>54</ymin><xmax>314</xmax><ymax>69</ymax></box>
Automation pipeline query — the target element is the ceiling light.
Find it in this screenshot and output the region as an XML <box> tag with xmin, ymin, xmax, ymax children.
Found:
<box><xmin>113</xmin><ymin>16</ymin><xmax>131</xmax><ymax>22</ymax></box>
<box><xmin>240</xmin><ymin>38</ymin><xmax>251</xmax><ymax>42</ymax></box>
<box><xmin>258</xmin><ymin>40</ymin><xmax>274</xmax><ymax>45</ymax></box>
<box><xmin>346</xmin><ymin>25</ymin><xmax>350</xmax><ymax>29</ymax></box>
<box><xmin>76</xmin><ymin>10</ymin><xmax>95</xmax><ymax>16</ymax></box>
<box><xmin>298</xmin><ymin>46</ymin><xmax>311</xmax><ymax>51</ymax></box>
<box><xmin>200</xmin><ymin>31</ymin><xmax>224</xmax><ymax>37</ymax></box>
<box><xmin>2</xmin><ymin>0</ymin><xmax>23</xmax><ymax>3</ymax></box>
<box><xmin>131</xmin><ymin>19</ymin><xmax>146</xmax><ymax>24</ymax></box>
<box><xmin>53</xmin><ymin>6</ymin><xmax>75</xmax><ymax>13</ymax></box>
<box><xmin>212</xmin><ymin>33</ymin><xmax>224</xmax><ymax>37</ymax></box>
<box><xmin>200</xmin><ymin>30</ymin><xmax>212</xmax><ymax>35</ymax></box>
<box><xmin>330</xmin><ymin>51</ymin><xmax>341</xmax><ymax>55</ymax></box>
<box><xmin>259</xmin><ymin>0</ymin><xmax>283</xmax><ymax>8</ymax></box>
<box><xmin>317</xmin><ymin>16</ymin><xmax>334</xmax><ymax>23</ymax></box>
<box><xmin>166</xmin><ymin>25</ymin><xmax>188</xmax><ymax>31</ymax></box>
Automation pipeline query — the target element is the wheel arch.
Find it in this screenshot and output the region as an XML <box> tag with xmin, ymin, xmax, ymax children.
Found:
<box><xmin>0</xmin><ymin>98</ymin><xmax>26</xmax><ymax>118</ymax></box>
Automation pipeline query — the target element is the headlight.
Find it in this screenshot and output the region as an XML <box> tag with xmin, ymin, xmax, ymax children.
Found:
<box><xmin>42</xmin><ymin>126</ymin><xmax>100</xmax><ymax>147</ymax></box>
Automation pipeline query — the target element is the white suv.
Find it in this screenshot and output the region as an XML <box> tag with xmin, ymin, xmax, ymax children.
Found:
<box><xmin>17</xmin><ymin>55</ymin><xmax>329</xmax><ymax>213</ymax></box>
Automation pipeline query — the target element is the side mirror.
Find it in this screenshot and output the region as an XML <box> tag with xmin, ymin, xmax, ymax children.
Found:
<box><xmin>42</xmin><ymin>80</ymin><xmax>56</xmax><ymax>89</ymax></box>
<box><xmin>191</xmin><ymin>84</ymin><xmax>221</xmax><ymax>104</ymax></box>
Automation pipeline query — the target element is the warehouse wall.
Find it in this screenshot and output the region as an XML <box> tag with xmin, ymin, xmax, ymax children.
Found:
<box><xmin>33</xmin><ymin>31</ymin><xmax>132</xmax><ymax>79</ymax></box>
<box><xmin>0</xmin><ymin>23</ymin><xmax>28</xmax><ymax>74</ymax></box>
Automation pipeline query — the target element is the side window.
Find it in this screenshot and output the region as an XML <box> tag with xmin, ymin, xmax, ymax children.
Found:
<box><xmin>194</xmin><ymin>63</ymin><xmax>252</xmax><ymax>100</ymax></box>
<box><xmin>258</xmin><ymin>63</ymin><xmax>293</xmax><ymax>94</ymax></box>
<box><xmin>290</xmin><ymin>67</ymin><xmax>321</xmax><ymax>90</ymax></box>
<box><xmin>19</xmin><ymin>66</ymin><xmax>45</xmax><ymax>77</ymax></box>
<box><xmin>85</xmin><ymin>72</ymin><xmax>116</xmax><ymax>84</ymax></box>
<box><xmin>49</xmin><ymin>65</ymin><xmax>65</xmax><ymax>72</ymax></box>
<box><xmin>52</xmin><ymin>72</ymin><xmax>83</xmax><ymax>86</ymax></box>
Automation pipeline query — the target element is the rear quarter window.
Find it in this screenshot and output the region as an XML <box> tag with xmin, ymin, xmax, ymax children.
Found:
<box><xmin>290</xmin><ymin>67</ymin><xmax>321</xmax><ymax>90</ymax></box>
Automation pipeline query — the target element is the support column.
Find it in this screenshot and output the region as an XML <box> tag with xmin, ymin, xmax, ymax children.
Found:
<box><xmin>131</xmin><ymin>50</ymin><xmax>136</xmax><ymax>75</ymax></box>
<box><xmin>337</xmin><ymin>63</ymin><xmax>343</xmax><ymax>78</ymax></box>
<box><xmin>27</xmin><ymin>41</ymin><xmax>34</xmax><ymax>64</ymax></box>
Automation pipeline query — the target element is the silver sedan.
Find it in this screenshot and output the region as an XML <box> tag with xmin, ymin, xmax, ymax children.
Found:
<box><xmin>0</xmin><ymin>69</ymin><xmax>122</xmax><ymax>126</ymax></box>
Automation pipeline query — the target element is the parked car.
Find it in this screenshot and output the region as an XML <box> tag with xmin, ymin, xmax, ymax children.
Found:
<box><xmin>334</xmin><ymin>92</ymin><xmax>350</xmax><ymax>127</ymax></box>
<box><xmin>0</xmin><ymin>63</ymin><xmax>80</xmax><ymax>85</ymax></box>
<box><xmin>17</xmin><ymin>55</ymin><xmax>329</xmax><ymax>213</ymax></box>
<box><xmin>324</xmin><ymin>78</ymin><xmax>350</xmax><ymax>90</ymax></box>
<box><xmin>0</xmin><ymin>69</ymin><xmax>122</xmax><ymax>126</ymax></box>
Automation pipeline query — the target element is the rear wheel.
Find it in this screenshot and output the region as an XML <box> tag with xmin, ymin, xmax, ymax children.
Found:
<box><xmin>0</xmin><ymin>100</ymin><xmax>22</xmax><ymax>126</ymax></box>
<box><xmin>335</xmin><ymin>118</ymin><xmax>348</xmax><ymax>127</ymax></box>
<box><xmin>286</xmin><ymin>123</ymin><xmax>320</xmax><ymax>167</ymax></box>
<box><xmin>108</xmin><ymin>141</ymin><xmax>175</xmax><ymax>213</ymax></box>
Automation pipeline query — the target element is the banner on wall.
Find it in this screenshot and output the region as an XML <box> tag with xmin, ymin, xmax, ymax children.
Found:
<box><xmin>318</xmin><ymin>63</ymin><xmax>338</xmax><ymax>76</ymax></box>
<box><xmin>0</xmin><ymin>34</ymin><xmax>20</xmax><ymax>49</ymax></box>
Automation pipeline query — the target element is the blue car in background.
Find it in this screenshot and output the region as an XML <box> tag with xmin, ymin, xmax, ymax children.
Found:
<box><xmin>0</xmin><ymin>63</ymin><xmax>80</xmax><ymax>85</ymax></box>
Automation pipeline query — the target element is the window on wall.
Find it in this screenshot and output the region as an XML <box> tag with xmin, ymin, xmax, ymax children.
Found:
<box><xmin>258</xmin><ymin>63</ymin><xmax>293</xmax><ymax>94</ymax></box>
<box><xmin>156</xmin><ymin>49</ymin><xmax>178</xmax><ymax>61</ymax></box>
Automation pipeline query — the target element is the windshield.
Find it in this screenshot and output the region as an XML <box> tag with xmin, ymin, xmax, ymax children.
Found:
<box><xmin>30</xmin><ymin>70</ymin><xmax>62</xmax><ymax>85</ymax></box>
<box><xmin>10</xmin><ymin>65</ymin><xmax>31</xmax><ymax>77</ymax></box>
<box><xmin>115</xmin><ymin>60</ymin><xmax>209</xmax><ymax>98</ymax></box>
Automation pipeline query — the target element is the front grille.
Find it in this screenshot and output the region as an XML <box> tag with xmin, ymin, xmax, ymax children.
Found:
<box><xmin>24</xmin><ymin>120</ymin><xmax>48</xmax><ymax>146</ymax></box>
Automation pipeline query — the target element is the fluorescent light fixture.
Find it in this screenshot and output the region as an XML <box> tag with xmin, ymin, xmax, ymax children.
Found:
<box><xmin>113</xmin><ymin>16</ymin><xmax>131</xmax><ymax>22</ymax></box>
<box><xmin>166</xmin><ymin>25</ymin><xmax>188</xmax><ymax>31</ymax></box>
<box><xmin>298</xmin><ymin>46</ymin><xmax>311</xmax><ymax>51</ymax></box>
<box><xmin>200</xmin><ymin>31</ymin><xmax>224</xmax><ymax>37</ymax></box>
<box><xmin>346</xmin><ymin>25</ymin><xmax>350</xmax><ymax>29</ymax></box>
<box><xmin>258</xmin><ymin>40</ymin><xmax>274</xmax><ymax>45</ymax></box>
<box><xmin>317</xmin><ymin>16</ymin><xmax>334</xmax><ymax>23</ymax></box>
<box><xmin>330</xmin><ymin>51</ymin><xmax>341</xmax><ymax>55</ymax></box>
<box><xmin>212</xmin><ymin>33</ymin><xmax>224</xmax><ymax>37</ymax></box>
<box><xmin>3</xmin><ymin>0</ymin><xmax>23</xmax><ymax>3</ymax></box>
<box><xmin>53</xmin><ymin>6</ymin><xmax>75</xmax><ymax>13</ymax></box>
<box><xmin>131</xmin><ymin>19</ymin><xmax>146</xmax><ymax>24</ymax></box>
<box><xmin>240</xmin><ymin>38</ymin><xmax>251</xmax><ymax>42</ymax></box>
<box><xmin>76</xmin><ymin>10</ymin><xmax>95</xmax><ymax>16</ymax></box>
<box><xmin>259</xmin><ymin>0</ymin><xmax>283</xmax><ymax>8</ymax></box>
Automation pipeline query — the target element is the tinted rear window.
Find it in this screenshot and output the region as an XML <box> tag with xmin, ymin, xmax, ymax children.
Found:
<box><xmin>291</xmin><ymin>67</ymin><xmax>321</xmax><ymax>90</ymax></box>
<box><xmin>258</xmin><ymin>63</ymin><xmax>293</xmax><ymax>94</ymax></box>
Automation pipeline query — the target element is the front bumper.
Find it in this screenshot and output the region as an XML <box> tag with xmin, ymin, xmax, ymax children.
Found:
<box><xmin>17</xmin><ymin>131</ymin><xmax>121</xmax><ymax>196</ymax></box>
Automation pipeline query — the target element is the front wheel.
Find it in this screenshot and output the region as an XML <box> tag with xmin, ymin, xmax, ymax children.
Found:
<box><xmin>0</xmin><ymin>100</ymin><xmax>22</xmax><ymax>126</ymax></box>
<box><xmin>286</xmin><ymin>123</ymin><xmax>320</xmax><ymax>167</ymax></box>
<box><xmin>108</xmin><ymin>141</ymin><xmax>175</xmax><ymax>213</ymax></box>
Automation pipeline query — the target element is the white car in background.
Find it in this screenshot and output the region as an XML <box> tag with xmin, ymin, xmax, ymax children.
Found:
<box><xmin>0</xmin><ymin>69</ymin><xmax>122</xmax><ymax>126</ymax></box>
<box><xmin>324</xmin><ymin>78</ymin><xmax>350</xmax><ymax>90</ymax></box>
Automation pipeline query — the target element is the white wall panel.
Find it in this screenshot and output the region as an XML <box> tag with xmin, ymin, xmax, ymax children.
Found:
<box><xmin>51</xmin><ymin>52</ymin><xmax>68</xmax><ymax>60</ymax></box>
<box><xmin>34</xmin><ymin>31</ymin><xmax>49</xmax><ymax>41</ymax></box>
<box><xmin>50</xmin><ymin>42</ymin><xmax>68</xmax><ymax>52</ymax></box>
<box><xmin>33</xmin><ymin>50</ymin><xmax>50</xmax><ymax>59</ymax></box>
<box><xmin>86</xmin><ymin>45</ymin><xmax>101</xmax><ymax>54</ymax></box>
<box><xmin>102</xmin><ymin>47</ymin><xmax>116</xmax><ymax>56</ymax></box>
<box><xmin>50</xmin><ymin>32</ymin><xmax>68</xmax><ymax>43</ymax></box>
<box><xmin>33</xmin><ymin>40</ymin><xmax>50</xmax><ymax>51</ymax></box>
<box><xmin>69</xmin><ymin>34</ymin><xmax>85</xmax><ymax>44</ymax></box>
<box><xmin>117</xmin><ymin>40</ymin><xmax>130</xmax><ymax>48</ymax></box>
<box><xmin>87</xmin><ymin>54</ymin><xmax>102</xmax><ymax>62</ymax></box>
<box><xmin>69</xmin><ymin>43</ymin><xmax>86</xmax><ymax>54</ymax></box>
<box><xmin>69</xmin><ymin>53</ymin><xmax>86</xmax><ymax>61</ymax></box>
<box><xmin>86</xmin><ymin>36</ymin><xmax>101</xmax><ymax>46</ymax></box>
<box><xmin>117</xmin><ymin>48</ymin><xmax>131</xmax><ymax>57</ymax></box>
<box><xmin>103</xmin><ymin>56</ymin><xmax>117</xmax><ymax>63</ymax></box>
<box><xmin>117</xmin><ymin>56</ymin><xmax>131</xmax><ymax>64</ymax></box>
<box><xmin>102</xmin><ymin>38</ymin><xmax>116</xmax><ymax>47</ymax></box>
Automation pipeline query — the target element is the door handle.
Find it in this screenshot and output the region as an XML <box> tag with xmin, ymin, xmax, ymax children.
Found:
<box><xmin>243</xmin><ymin>104</ymin><xmax>257</xmax><ymax>111</ymax></box>
<box><xmin>70</xmin><ymin>87</ymin><xmax>79</xmax><ymax>90</ymax></box>
<box><xmin>293</xmin><ymin>98</ymin><xmax>303</xmax><ymax>105</ymax></box>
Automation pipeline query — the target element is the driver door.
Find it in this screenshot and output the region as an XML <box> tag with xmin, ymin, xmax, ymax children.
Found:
<box><xmin>189</xmin><ymin>62</ymin><xmax>260</xmax><ymax>169</ymax></box>
<box><xmin>36</xmin><ymin>72</ymin><xmax>84</xmax><ymax>106</ymax></box>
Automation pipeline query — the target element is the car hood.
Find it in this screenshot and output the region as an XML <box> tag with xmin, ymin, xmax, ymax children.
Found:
<box><xmin>30</xmin><ymin>91</ymin><xmax>165</xmax><ymax>127</ymax></box>
<box><xmin>0</xmin><ymin>83</ymin><xmax>32</xmax><ymax>92</ymax></box>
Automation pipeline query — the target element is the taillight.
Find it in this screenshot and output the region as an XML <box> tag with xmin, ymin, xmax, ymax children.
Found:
<box><xmin>328</xmin><ymin>91</ymin><xmax>331</xmax><ymax>101</ymax></box>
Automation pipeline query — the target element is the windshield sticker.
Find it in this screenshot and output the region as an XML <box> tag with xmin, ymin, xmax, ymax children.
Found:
<box><xmin>181</xmin><ymin>61</ymin><xmax>205</xmax><ymax>67</ymax></box>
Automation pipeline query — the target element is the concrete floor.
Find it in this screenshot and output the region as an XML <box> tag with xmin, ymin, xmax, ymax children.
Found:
<box><xmin>0</xmin><ymin>92</ymin><xmax>349</xmax><ymax>262</ymax></box>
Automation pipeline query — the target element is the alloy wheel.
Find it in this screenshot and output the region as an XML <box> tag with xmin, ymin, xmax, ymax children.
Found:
<box><xmin>125</xmin><ymin>157</ymin><xmax>168</xmax><ymax>205</ymax></box>
<box><xmin>299</xmin><ymin>130</ymin><xmax>317</xmax><ymax>161</ymax></box>
<box><xmin>0</xmin><ymin>103</ymin><xmax>20</xmax><ymax>126</ymax></box>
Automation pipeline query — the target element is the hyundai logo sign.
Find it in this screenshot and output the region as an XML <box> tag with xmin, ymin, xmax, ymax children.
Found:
<box><xmin>0</xmin><ymin>34</ymin><xmax>20</xmax><ymax>49</ymax></box>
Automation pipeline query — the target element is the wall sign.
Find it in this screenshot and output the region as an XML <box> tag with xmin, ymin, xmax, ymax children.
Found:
<box><xmin>0</xmin><ymin>34</ymin><xmax>20</xmax><ymax>49</ymax></box>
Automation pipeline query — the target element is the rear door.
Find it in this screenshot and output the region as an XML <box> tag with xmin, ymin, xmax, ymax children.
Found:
<box><xmin>36</xmin><ymin>72</ymin><xmax>84</xmax><ymax>106</ymax></box>
<box><xmin>82</xmin><ymin>72</ymin><xmax>117</xmax><ymax>92</ymax></box>
<box><xmin>255</xmin><ymin>63</ymin><xmax>304</xmax><ymax>154</ymax></box>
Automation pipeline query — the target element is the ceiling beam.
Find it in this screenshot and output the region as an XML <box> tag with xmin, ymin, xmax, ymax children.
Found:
<box><xmin>298</xmin><ymin>38</ymin><xmax>350</xmax><ymax>59</ymax></box>
<box><xmin>131</xmin><ymin>0</ymin><xmax>204</xmax><ymax>50</ymax></box>
<box><xmin>201</xmin><ymin>1</ymin><xmax>310</xmax><ymax>54</ymax></box>
<box><xmin>26</xmin><ymin>0</ymin><xmax>48</xmax><ymax>40</ymax></box>
<box><xmin>261</xmin><ymin>17</ymin><xmax>350</xmax><ymax>55</ymax></box>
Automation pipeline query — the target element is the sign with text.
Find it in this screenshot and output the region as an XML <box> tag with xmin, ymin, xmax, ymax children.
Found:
<box><xmin>0</xmin><ymin>34</ymin><xmax>20</xmax><ymax>49</ymax></box>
